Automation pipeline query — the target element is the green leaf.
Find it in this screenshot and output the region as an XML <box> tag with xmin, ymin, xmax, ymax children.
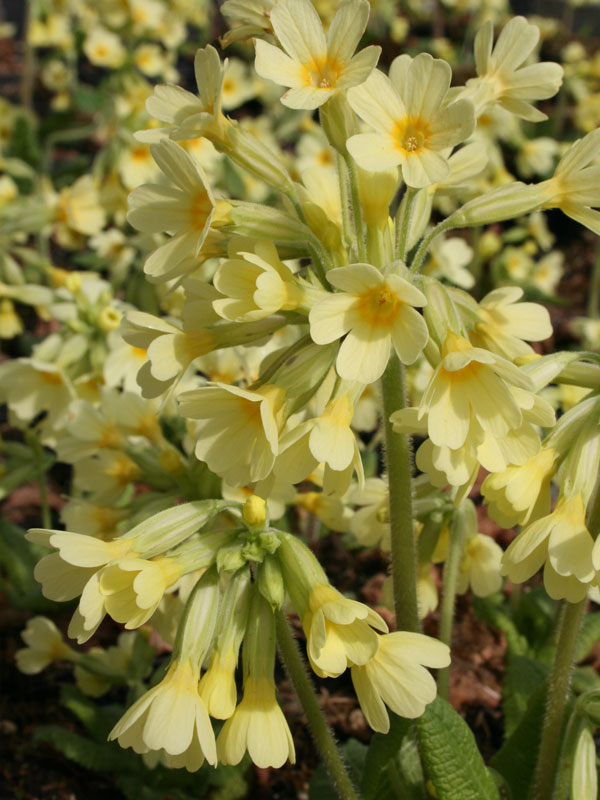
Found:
<box><xmin>512</xmin><ymin>586</ymin><xmax>557</xmax><ymax>655</ymax></box>
<box><xmin>309</xmin><ymin>738</ymin><xmax>367</xmax><ymax>800</ymax></box>
<box><xmin>491</xmin><ymin>682</ymin><xmax>547</xmax><ymax>798</ymax></box>
<box><xmin>572</xmin><ymin>666</ymin><xmax>600</xmax><ymax>695</ymax></box>
<box><xmin>35</xmin><ymin>725</ymin><xmax>136</xmax><ymax>773</ymax></box>
<box><xmin>388</xmin><ymin>732</ymin><xmax>428</xmax><ymax>799</ymax></box>
<box><xmin>0</xmin><ymin>518</ymin><xmax>59</xmax><ymax>611</ymax></box>
<box><xmin>129</xmin><ymin>632</ymin><xmax>155</xmax><ymax>681</ymax></box>
<box><xmin>361</xmin><ymin>713</ymin><xmax>411</xmax><ymax>799</ymax></box>
<box><xmin>574</xmin><ymin>613</ymin><xmax>600</xmax><ymax>664</ymax></box>
<box><xmin>503</xmin><ymin>655</ymin><xmax>549</xmax><ymax>736</ymax></box>
<box><xmin>473</xmin><ymin>595</ymin><xmax>529</xmax><ymax>656</ymax></box>
<box><xmin>59</xmin><ymin>685</ymin><xmax>122</xmax><ymax>739</ymax></box>
<box><xmin>416</xmin><ymin>697</ymin><xmax>500</xmax><ymax>800</ymax></box>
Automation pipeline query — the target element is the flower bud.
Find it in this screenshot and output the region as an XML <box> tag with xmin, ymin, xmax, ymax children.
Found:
<box><xmin>257</xmin><ymin>554</ymin><xmax>285</xmax><ymax>610</ymax></box>
<box><xmin>451</xmin><ymin>183</ymin><xmax>546</xmax><ymax>227</ymax></box>
<box><xmin>243</xmin><ymin>496</ymin><xmax>267</xmax><ymax>528</ymax></box>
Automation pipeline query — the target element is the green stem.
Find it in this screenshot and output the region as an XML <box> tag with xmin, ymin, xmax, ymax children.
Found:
<box><xmin>42</xmin><ymin>124</ymin><xmax>98</xmax><ymax>176</ymax></box>
<box><xmin>275</xmin><ymin>611</ymin><xmax>361</xmax><ymax>800</ymax></box>
<box><xmin>21</xmin><ymin>0</ymin><xmax>36</xmax><ymax>111</ymax></box>
<box><xmin>531</xmin><ymin>599</ymin><xmax>586</xmax><ymax>800</ymax></box>
<box><xmin>551</xmin><ymin>712</ymin><xmax>586</xmax><ymax>800</ymax></box>
<box><xmin>531</xmin><ymin>474</ymin><xmax>600</xmax><ymax>799</ymax></box>
<box><xmin>395</xmin><ymin>187</ymin><xmax>417</xmax><ymax>262</ymax></box>
<box><xmin>437</xmin><ymin>505</ymin><xmax>467</xmax><ymax>701</ymax></box>
<box><xmin>26</xmin><ymin>430</ymin><xmax>51</xmax><ymax>529</ymax></box>
<box><xmin>380</xmin><ymin>354</ymin><xmax>420</xmax><ymax>632</ymax></box>
<box><xmin>344</xmin><ymin>155</ymin><xmax>366</xmax><ymax>262</ymax></box>
<box><xmin>410</xmin><ymin>218</ymin><xmax>455</xmax><ymax>275</ymax></box>
<box><xmin>336</xmin><ymin>153</ymin><xmax>353</xmax><ymax>254</ymax></box>
<box><xmin>307</xmin><ymin>237</ymin><xmax>333</xmax><ymax>291</ymax></box>
<box><xmin>587</xmin><ymin>242</ymin><xmax>600</xmax><ymax>319</ymax></box>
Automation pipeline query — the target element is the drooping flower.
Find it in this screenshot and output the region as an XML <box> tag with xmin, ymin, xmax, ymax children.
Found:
<box><xmin>217</xmin><ymin>588</ymin><xmax>295</xmax><ymax>769</ymax></box>
<box><xmin>109</xmin><ymin>570</ymin><xmax>220</xmax><ymax>771</ymax></box>
<box><xmin>127</xmin><ymin>140</ymin><xmax>224</xmax><ymax>282</ymax></box>
<box><xmin>540</xmin><ymin>129</ymin><xmax>600</xmax><ymax>236</ymax></box>
<box><xmin>351</xmin><ymin>632</ymin><xmax>450</xmax><ymax>732</ymax></box>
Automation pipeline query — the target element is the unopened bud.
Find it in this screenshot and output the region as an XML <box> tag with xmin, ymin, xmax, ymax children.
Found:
<box><xmin>258</xmin><ymin>554</ymin><xmax>285</xmax><ymax>609</ymax></box>
<box><xmin>243</xmin><ymin>495</ymin><xmax>267</xmax><ymax>528</ymax></box>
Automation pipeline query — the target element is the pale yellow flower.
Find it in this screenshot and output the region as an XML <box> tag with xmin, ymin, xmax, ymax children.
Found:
<box><xmin>347</xmin><ymin>54</ymin><xmax>474</xmax><ymax>186</ymax></box>
<box><xmin>540</xmin><ymin>129</ymin><xmax>600</xmax><ymax>236</ymax></box>
<box><xmin>178</xmin><ymin>383</ymin><xmax>286</xmax><ymax>487</ymax></box>
<box><xmin>502</xmin><ymin>492</ymin><xmax>599</xmax><ymax>602</ymax></box>
<box><xmin>309</xmin><ymin>263</ymin><xmax>428</xmax><ymax>384</ymax></box>
<box><xmin>127</xmin><ymin>140</ymin><xmax>219</xmax><ymax>282</ymax></box>
<box><xmin>254</xmin><ymin>0</ymin><xmax>380</xmax><ymax>110</ymax></box>
<box><xmin>462</xmin><ymin>16</ymin><xmax>563</xmax><ymax>121</ymax></box>
<box><xmin>459</xmin><ymin>286</ymin><xmax>553</xmax><ymax>360</ymax></box>
<box><xmin>302</xmin><ymin>583</ymin><xmax>387</xmax><ymax>678</ymax></box>
<box><xmin>110</xmin><ymin>659</ymin><xmax>216</xmax><ymax>769</ymax></box>
<box><xmin>83</xmin><ymin>26</ymin><xmax>126</xmax><ymax>69</ymax></box>
<box><xmin>481</xmin><ymin>447</ymin><xmax>557</xmax><ymax>528</ymax></box>
<box><xmin>213</xmin><ymin>239</ymin><xmax>303</xmax><ymax>321</ymax></box>
<box><xmin>351</xmin><ymin>632</ymin><xmax>450</xmax><ymax>732</ymax></box>
<box><xmin>217</xmin><ymin>676</ymin><xmax>296</xmax><ymax>768</ymax></box>
<box><xmin>15</xmin><ymin>617</ymin><xmax>75</xmax><ymax>675</ymax></box>
<box><xmin>416</xmin><ymin>332</ymin><xmax>535</xmax><ymax>453</ymax></box>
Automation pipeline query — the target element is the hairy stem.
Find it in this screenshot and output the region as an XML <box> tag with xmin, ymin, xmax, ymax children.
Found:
<box><xmin>532</xmin><ymin>474</ymin><xmax>600</xmax><ymax>799</ymax></box>
<box><xmin>380</xmin><ymin>354</ymin><xmax>420</xmax><ymax>632</ymax></box>
<box><xmin>531</xmin><ymin>599</ymin><xmax>586</xmax><ymax>800</ymax></box>
<box><xmin>275</xmin><ymin>612</ymin><xmax>361</xmax><ymax>800</ymax></box>
<box><xmin>344</xmin><ymin>155</ymin><xmax>366</xmax><ymax>263</ymax></box>
<box><xmin>395</xmin><ymin>187</ymin><xmax>417</xmax><ymax>262</ymax></box>
<box><xmin>26</xmin><ymin>429</ymin><xmax>51</xmax><ymax>529</ymax></box>
<box><xmin>437</xmin><ymin>504</ymin><xmax>467</xmax><ymax>700</ymax></box>
<box><xmin>410</xmin><ymin>218</ymin><xmax>455</xmax><ymax>274</ymax></box>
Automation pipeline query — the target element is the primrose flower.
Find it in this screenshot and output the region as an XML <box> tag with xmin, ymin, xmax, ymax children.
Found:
<box><xmin>28</xmin><ymin>503</ymin><xmax>232</xmax><ymax>642</ymax></box>
<box><xmin>457</xmin><ymin>533</ymin><xmax>504</xmax><ymax>597</ymax></box>
<box><xmin>482</xmin><ymin>446</ymin><xmax>557</xmax><ymax>528</ymax></box>
<box><xmin>347</xmin><ymin>54</ymin><xmax>475</xmax><ymax>187</ymax></box>
<box><xmin>270</xmin><ymin>387</ymin><xmax>365</xmax><ymax>497</ymax></box>
<box><xmin>254</xmin><ymin>0</ymin><xmax>381</xmax><ymax>110</ymax></box>
<box><xmin>213</xmin><ymin>239</ymin><xmax>304</xmax><ymax>321</ymax></box>
<box><xmin>304</xmin><ymin>583</ymin><xmax>389</xmax><ymax>678</ymax></box>
<box><xmin>110</xmin><ymin>570</ymin><xmax>220</xmax><ymax>771</ymax></box>
<box><xmin>502</xmin><ymin>492</ymin><xmax>599</xmax><ymax>602</ymax></box>
<box><xmin>309</xmin><ymin>263</ymin><xmax>428</xmax><ymax>384</ymax></box>
<box><xmin>459</xmin><ymin>286</ymin><xmax>553</xmax><ymax>360</ymax></box>
<box><xmin>178</xmin><ymin>383</ymin><xmax>287</xmax><ymax>487</ymax></box>
<box><xmin>15</xmin><ymin>617</ymin><xmax>76</xmax><ymax>675</ymax></box>
<box><xmin>462</xmin><ymin>16</ymin><xmax>563</xmax><ymax>121</ymax></box>
<box><xmin>217</xmin><ymin>589</ymin><xmax>295</xmax><ymax>769</ymax></box>
<box><xmin>351</xmin><ymin>632</ymin><xmax>450</xmax><ymax>732</ymax></box>
<box><xmin>416</xmin><ymin>331</ymin><xmax>536</xmax><ymax>454</ymax></box>
<box><xmin>127</xmin><ymin>140</ymin><xmax>227</xmax><ymax>282</ymax></box>
<box><xmin>540</xmin><ymin>129</ymin><xmax>600</xmax><ymax>236</ymax></box>
<box><xmin>199</xmin><ymin>568</ymin><xmax>251</xmax><ymax>720</ymax></box>
<box><xmin>136</xmin><ymin>46</ymin><xmax>229</xmax><ymax>144</ymax></box>
<box><xmin>277</xmin><ymin>533</ymin><xmax>387</xmax><ymax>678</ymax></box>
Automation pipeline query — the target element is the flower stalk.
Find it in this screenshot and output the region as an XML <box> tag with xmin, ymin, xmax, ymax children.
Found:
<box><xmin>275</xmin><ymin>611</ymin><xmax>360</xmax><ymax>800</ymax></box>
<box><xmin>380</xmin><ymin>354</ymin><xmax>420</xmax><ymax>633</ymax></box>
<box><xmin>532</xmin><ymin>470</ymin><xmax>600</xmax><ymax>799</ymax></box>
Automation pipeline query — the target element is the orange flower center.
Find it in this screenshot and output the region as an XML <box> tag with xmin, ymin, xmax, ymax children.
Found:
<box><xmin>303</xmin><ymin>57</ymin><xmax>342</xmax><ymax>90</ymax></box>
<box><xmin>357</xmin><ymin>285</ymin><xmax>401</xmax><ymax>327</ymax></box>
<box><xmin>393</xmin><ymin>116</ymin><xmax>431</xmax><ymax>155</ymax></box>
<box><xmin>189</xmin><ymin>190</ymin><xmax>213</xmax><ymax>231</ymax></box>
